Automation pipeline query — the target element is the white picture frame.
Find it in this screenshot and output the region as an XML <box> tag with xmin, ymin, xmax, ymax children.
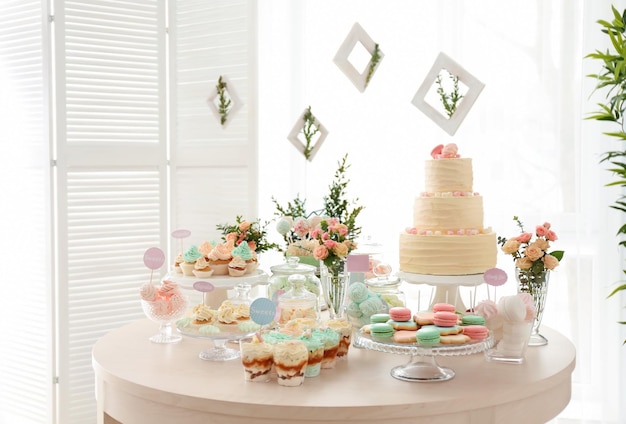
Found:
<box><xmin>411</xmin><ymin>52</ymin><xmax>484</xmax><ymax>136</ymax></box>
<box><xmin>333</xmin><ymin>22</ymin><xmax>384</xmax><ymax>93</ymax></box>
<box><xmin>207</xmin><ymin>75</ymin><xmax>243</xmax><ymax>129</ymax></box>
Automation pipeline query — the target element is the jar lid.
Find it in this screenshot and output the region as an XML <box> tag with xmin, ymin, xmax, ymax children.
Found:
<box><xmin>270</xmin><ymin>256</ymin><xmax>317</xmax><ymax>275</ymax></box>
<box><xmin>366</xmin><ymin>262</ymin><xmax>400</xmax><ymax>286</ymax></box>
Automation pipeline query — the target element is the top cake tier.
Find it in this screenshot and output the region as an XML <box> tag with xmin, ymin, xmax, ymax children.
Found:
<box><xmin>424</xmin><ymin>157</ymin><xmax>473</xmax><ymax>193</ymax></box>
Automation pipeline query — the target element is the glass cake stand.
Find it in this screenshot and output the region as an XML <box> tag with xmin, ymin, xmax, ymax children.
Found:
<box><xmin>397</xmin><ymin>272</ymin><xmax>485</xmax><ymax>312</ymax></box>
<box><xmin>177</xmin><ymin>323</ymin><xmax>257</xmax><ymax>361</ymax></box>
<box><xmin>353</xmin><ymin>329</ymin><xmax>494</xmax><ymax>382</ymax></box>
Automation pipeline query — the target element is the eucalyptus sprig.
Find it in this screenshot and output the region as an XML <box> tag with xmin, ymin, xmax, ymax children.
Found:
<box><xmin>365</xmin><ymin>43</ymin><xmax>381</xmax><ymax>87</ymax></box>
<box><xmin>301</xmin><ymin>106</ymin><xmax>320</xmax><ymax>160</ymax></box>
<box><xmin>436</xmin><ymin>70</ymin><xmax>464</xmax><ymax>118</ymax></box>
<box><xmin>216</xmin><ymin>75</ymin><xmax>232</xmax><ymax>125</ymax></box>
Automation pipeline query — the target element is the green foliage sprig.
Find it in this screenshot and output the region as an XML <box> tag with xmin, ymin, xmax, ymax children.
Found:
<box><xmin>216</xmin><ymin>76</ymin><xmax>231</xmax><ymax>126</ymax></box>
<box><xmin>585</xmin><ymin>5</ymin><xmax>626</xmax><ymax>343</ymax></box>
<box><xmin>365</xmin><ymin>43</ymin><xmax>381</xmax><ymax>87</ymax></box>
<box><xmin>436</xmin><ymin>70</ymin><xmax>464</xmax><ymax>118</ymax></box>
<box><xmin>216</xmin><ymin>215</ymin><xmax>279</xmax><ymax>254</ymax></box>
<box><xmin>302</xmin><ymin>106</ymin><xmax>320</xmax><ymax>160</ymax></box>
<box><xmin>322</xmin><ymin>154</ymin><xmax>364</xmax><ymax>240</ymax></box>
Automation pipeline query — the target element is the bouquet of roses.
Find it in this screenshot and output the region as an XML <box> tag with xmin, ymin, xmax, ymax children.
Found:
<box><xmin>310</xmin><ymin>218</ymin><xmax>357</xmax><ymax>268</ymax></box>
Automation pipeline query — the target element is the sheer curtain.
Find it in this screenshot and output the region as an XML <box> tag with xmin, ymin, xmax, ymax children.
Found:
<box><xmin>258</xmin><ymin>1</ymin><xmax>625</xmax><ymax>422</ymax></box>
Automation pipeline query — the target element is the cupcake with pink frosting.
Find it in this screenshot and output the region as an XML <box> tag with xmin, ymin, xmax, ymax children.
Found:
<box><xmin>207</xmin><ymin>242</ymin><xmax>234</xmax><ymax>275</ymax></box>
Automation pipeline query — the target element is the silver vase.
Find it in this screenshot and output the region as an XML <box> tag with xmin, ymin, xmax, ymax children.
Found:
<box><xmin>516</xmin><ymin>267</ymin><xmax>550</xmax><ymax>346</ymax></box>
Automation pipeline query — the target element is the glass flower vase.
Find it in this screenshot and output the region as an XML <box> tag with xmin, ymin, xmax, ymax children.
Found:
<box><xmin>516</xmin><ymin>267</ymin><xmax>550</xmax><ymax>346</ymax></box>
<box><xmin>320</xmin><ymin>258</ymin><xmax>349</xmax><ymax>319</ymax></box>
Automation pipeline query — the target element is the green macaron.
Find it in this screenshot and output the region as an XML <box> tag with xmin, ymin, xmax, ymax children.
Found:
<box><xmin>370</xmin><ymin>322</ymin><xmax>394</xmax><ymax>338</ymax></box>
<box><xmin>416</xmin><ymin>327</ymin><xmax>441</xmax><ymax>345</ymax></box>
<box><xmin>370</xmin><ymin>313</ymin><xmax>391</xmax><ymax>324</ymax></box>
<box><xmin>461</xmin><ymin>314</ymin><xmax>486</xmax><ymax>326</ymax></box>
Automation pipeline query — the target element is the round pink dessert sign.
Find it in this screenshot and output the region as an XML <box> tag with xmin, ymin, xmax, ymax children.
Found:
<box><xmin>143</xmin><ymin>247</ymin><xmax>165</xmax><ymax>270</ymax></box>
<box><xmin>171</xmin><ymin>229</ymin><xmax>191</xmax><ymax>239</ymax></box>
<box><xmin>193</xmin><ymin>281</ymin><xmax>215</xmax><ymax>292</ymax></box>
<box><xmin>484</xmin><ymin>268</ymin><xmax>507</xmax><ymax>286</ymax></box>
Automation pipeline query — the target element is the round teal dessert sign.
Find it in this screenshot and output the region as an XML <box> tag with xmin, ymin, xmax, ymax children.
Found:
<box><xmin>250</xmin><ymin>298</ymin><xmax>276</xmax><ymax>325</ymax></box>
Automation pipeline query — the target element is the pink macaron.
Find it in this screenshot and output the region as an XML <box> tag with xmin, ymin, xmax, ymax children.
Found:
<box><xmin>432</xmin><ymin>311</ymin><xmax>458</xmax><ymax>327</ymax></box>
<box><xmin>433</xmin><ymin>302</ymin><xmax>456</xmax><ymax>313</ymax></box>
<box><xmin>389</xmin><ymin>306</ymin><xmax>412</xmax><ymax>322</ymax></box>
<box><xmin>462</xmin><ymin>324</ymin><xmax>489</xmax><ymax>340</ymax></box>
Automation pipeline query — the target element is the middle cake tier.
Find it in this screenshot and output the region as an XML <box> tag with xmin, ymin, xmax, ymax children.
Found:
<box><xmin>413</xmin><ymin>194</ymin><xmax>485</xmax><ymax>232</ymax></box>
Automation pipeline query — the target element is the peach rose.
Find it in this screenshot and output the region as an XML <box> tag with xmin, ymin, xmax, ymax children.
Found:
<box><xmin>543</xmin><ymin>222</ymin><xmax>551</xmax><ymax>230</ymax></box>
<box><xmin>524</xmin><ymin>244</ymin><xmax>543</xmax><ymax>261</ymax></box>
<box><xmin>501</xmin><ymin>239</ymin><xmax>521</xmax><ymax>255</ymax></box>
<box><xmin>533</xmin><ymin>238</ymin><xmax>549</xmax><ymax>251</ymax></box>
<box><xmin>239</xmin><ymin>221</ymin><xmax>251</xmax><ymax>232</ymax></box>
<box><xmin>543</xmin><ymin>254</ymin><xmax>560</xmax><ymax>270</ymax></box>
<box><xmin>313</xmin><ymin>245</ymin><xmax>329</xmax><ymax>260</ymax></box>
<box><xmin>516</xmin><ymin>232</ymin><xmax>532</xmax><ymax>243</ymax></box>
<box><xmin>516</xmin><ymin>257</ymin><xmax>533</xmax><ymax>270</ymax></box>
<box><xmin>247</xmin><ymin>240</ymin><xmax>257</xmax><ymax>252</ymax></box>
<box><xmin>332</xmin><ymin>242</ymin><xmax>349</xmax><ymax>258</ymax></box>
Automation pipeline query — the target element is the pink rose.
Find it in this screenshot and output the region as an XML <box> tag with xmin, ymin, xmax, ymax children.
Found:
<box><xmin>321</xmin><ymin>232</ymin><xmax>330</xmax><ymax>241</ymax></box>
<box><xmin>516</xmin><ymin>232</ymin><xmax>532</xmax><ymax>243</ymax></box>
<box><xmin>535</xmin><ymin>225</ymin><xmax>547</xmax><ymax>237</ymax></box>
<box><xmin>431</xmin><ymin>144</ymin><xmax>444</xmax><ymax>159</ymax></box>
<box><xmin>524</xmin><ymin>244</ymin><xmax>543</xmax><ymax>261</ymax></box>
<box><xmin>310</xmin><ymin>228</ymin><xmax>321</xmax><ymax>239</ymax></box>
<box><xmin>406</xmin><ymin>227</ymin><xmax>418</xmax><ymax>234</ymax></box>
<box><xmin>313</xmin><ymin>245</ymin><xmax>329</xmax><ymax>260</ymax></box>
<box><xmin>239</xmin><ymin>221</ymin><xmax>251</xmax><ymax>232</ymax></box>
<box><xmin>336</xmin><ymin>224</ymin><xmax>348</xmax><ymax>236</ymax></box>
<box><xmin>546</xmin><ymin>230</ymin><xmax>558</xmax><ymax>242</ymax></box>
<box><xmin>516</xmin><ymin>257</ymin><xmax>533</xmax><ymax>270</ymax></box>
<box><xmin>247</xmin><ymin>241</ymin><xmax>256</xmax><ymax>252</ymax></box>
<box><xmin>324</xmin><ymin>239</ymin><xmax>337</xmax><ymax>249</ymax></box>
<box><xmin>326</xmin><ymin>217</ymin><xmax>340</xmax><ymax>227</ymax></box>
<box><xmin>441</xmin><ymin>143</ymin><xmax>459</xmax><ymax>158</ymax></box>
<box><xmin>501</xmin><ymin>239</ymin><xmax>521</xmax><ymax>255</ymax></box>
<box><xmin>543</xmin><ymin>254</ymin><xmax>560</xmax><ymax>270</ymax></box>
<box><xmin>543</xmin><ymin>222</ymin><xmax>551</xmax><ymax>230</ymax></box>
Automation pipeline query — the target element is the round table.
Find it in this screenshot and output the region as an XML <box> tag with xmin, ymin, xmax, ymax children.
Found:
<box><xmin>92</xmin><ymin>320</ymin><xmax>575</xmax><ymax>424</ymax></box>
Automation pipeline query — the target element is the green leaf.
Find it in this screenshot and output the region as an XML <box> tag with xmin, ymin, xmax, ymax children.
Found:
<box><xmin>607</xmin><ymin>283</ymin><xmax>626</xmax><ymax>297</ymax></box>
<box><xmin>549</xmin><ymin>250</ymin><xmax>564</xmax><ymax>261</ymax></box>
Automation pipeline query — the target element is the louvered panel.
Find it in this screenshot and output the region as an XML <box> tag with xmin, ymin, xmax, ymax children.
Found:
<box><xmin>173</xmin><ymin>0</ymin><xmax>250</xmax><ymax>151</ymax></box>
<box><xmin>63</xmin><ymin>0</ymin><xmax>161</xmax><ymax>145</ymax></box>
<box><xmin>0</xmin><ymin>1</ymin><xmax>52</xmax><ymax>424</ymax></box>
<box><xmin>173</xmin><ymin>166</ymin><xmax>252</xmax><ymax>246</ymax></box>
<box><xmin>61</xmin><ymin>169</ymin><xmax>162</xmax><ymax>424</ymax></box>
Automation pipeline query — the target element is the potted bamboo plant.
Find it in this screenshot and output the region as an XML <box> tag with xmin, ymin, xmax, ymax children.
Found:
<box><xmin>586</xmin><ymin>5</ymin><xmax>626</xmax><ymax>343</ymax></box>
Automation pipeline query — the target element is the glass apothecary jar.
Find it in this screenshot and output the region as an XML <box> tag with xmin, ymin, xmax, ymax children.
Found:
<box><xmin>277</xmin><ymin>274</ymin><xmax>319</xmax><ymax>324</ymax></box>
<box><xmin>366</xmin><ymin>263</ymin><xmax>406</xmax><ymax>311</ymax></box>
<box><xmin>268</xmin><ymin>256</ymin><xmax>321</xmax><ymax>305</ymax></box>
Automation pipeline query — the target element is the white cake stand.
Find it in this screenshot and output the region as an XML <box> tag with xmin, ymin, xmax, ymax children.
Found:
<box><xmin>397</xmin><ymin>272</ymin><xmax>485</xmax><ymax>312</ymax></box>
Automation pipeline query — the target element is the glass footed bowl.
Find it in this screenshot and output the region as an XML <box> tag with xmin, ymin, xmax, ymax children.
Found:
<box><xmin>141</xmin><ymin>296</ymin><xmax>189</xmax><ymax>344</ymax></box>
<box><xmin>176</xmin><ymin>318</ymin><xmax>261</xmax><ymax>361</ymax></box>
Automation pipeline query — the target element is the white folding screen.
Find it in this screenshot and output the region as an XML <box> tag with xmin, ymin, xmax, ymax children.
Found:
<box><xmin>0</xmin><ymin>1</ymin><xmax>53</xmax><ymax>423</ymax></box>
<box><xmin>1</xmin><ymin>1</ymin><xmax>260</xmax><ymax>423</ymax></box>
<box><xmin>54</xmin><ymin>1</ymin><xmax>167</xmax><ymax>423</ymax></box>
<box><xmin>170</xmin><ymin>0</ymin><xmax>258</xmax><ymax>248</ymax></box>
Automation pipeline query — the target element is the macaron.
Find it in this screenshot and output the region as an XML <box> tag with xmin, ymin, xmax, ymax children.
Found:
<box><xmin>461</xmin><ymin>314</ymin><xmax>486</xmax><ymax>326</ymax></box>
<box><xmin>387</xmin><ymin>320</ymin><xmax>418</xmax><ymax>331</ymax></box>
<box><xmin>433</xmin><ymin>302</ymin><xmax>456</xmax><ymax>313</ymax></box>
<box><xmin>389</xmin><ymin>306</ymin><xmax>412</xmax><ymax>322</ymax></box>
<box><xmin>416</xmin><ymin>327</ymin><xmax>441</xmax><ymax>345</ymax></box>
<box><xmin>432</xmin><ymin>311</ymin><xmax>458</xmax><ymax>327</ymax></box>
<box><xmin>393</xmin><ymin>330</ymin><xmax>417</xmax><ymax>344</ymax></box>
<box><xmin>370</xmin><ymin>313</ymin><xmax>391</xmax><ymax>324</ymax></box>
<box><xmin>370</xmin><ymin>323</ymin><xmax>394</xmax><ymax>338</ymax></box>
<box><xmin>462</xmin><ymin>324</ymin><xmax>489</xmax><ymax>340</ymax></box>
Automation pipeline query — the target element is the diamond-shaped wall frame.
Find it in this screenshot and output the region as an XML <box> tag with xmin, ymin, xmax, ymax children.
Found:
<box><xmin>207</xmin><ymin>75</ymin><xmax>243</xmax><ymax>129</ymax></box>
<box><xmin>411</xmin><ymin>52</ymin><xmax>484</xmax><ymax>136</ymax></box>
<box><xmin>333</xmin><ymin>22</ymin><xmax>384</xmax><ymax>93</ymax></box>
<box><xmin>287</xmin><ymin>108</ymin><xmax>329</xmax><ymax>162</ymax></box>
